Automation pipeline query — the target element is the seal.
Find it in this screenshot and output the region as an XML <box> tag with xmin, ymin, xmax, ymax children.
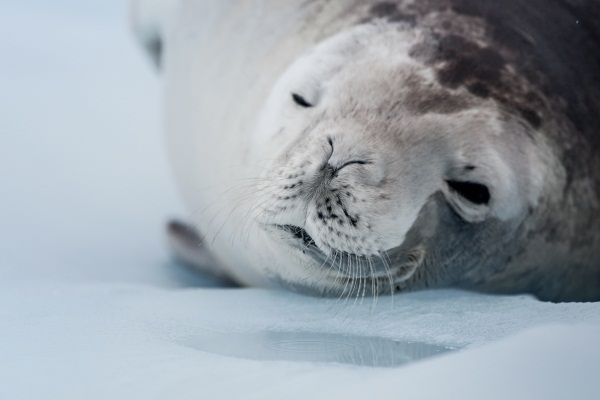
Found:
<box><xmin>132</xmin><ymin>0</ymin><xmax>600</xmax><ymax>302</ymax></box>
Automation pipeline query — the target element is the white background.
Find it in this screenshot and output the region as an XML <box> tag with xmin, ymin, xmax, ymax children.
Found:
<box><xmin>0</xmin><ymin>1</ymin><xmax>212</xmax><ymax>287</ymax></box>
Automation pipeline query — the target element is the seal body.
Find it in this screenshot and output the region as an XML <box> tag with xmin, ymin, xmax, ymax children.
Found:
<box><xmin>132</xmin><ymin>0</ymin><xmax>600</xmax><ymax>301</ymax></box>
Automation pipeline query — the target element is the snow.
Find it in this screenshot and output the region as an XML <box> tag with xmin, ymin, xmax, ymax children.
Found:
<box><xmin>1</xmin><ymin>2</ymin><xmax>599</xmax><ymax>399</ymax></box>
<box><xmin>2</xmin><ymin>285</ymin><xmax>600</xmax><ymax>399</ymax></box>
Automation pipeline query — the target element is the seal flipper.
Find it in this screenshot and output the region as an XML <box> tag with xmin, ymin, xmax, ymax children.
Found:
<box><xmin>130</xmin><ymin>0</ymin><xmax>176</xmax><ymax>68</ymax></box>
<box><xmin>167</xmin><ymin>220</ymin><xmax>233</xmax><ymax>281</ymax></box>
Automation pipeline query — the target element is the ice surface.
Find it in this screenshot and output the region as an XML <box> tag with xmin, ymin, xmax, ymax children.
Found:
<box><xmin>1</xmin><ymin>1</ymin><xmax>599</xmax><ymax>399</ymax></box>
<box><xmin>183</xmin><ymin>330</ymin><xmax>455</xmax><ymax>367</ymax></box>
<box><xmin>1</xmin><ymin>285</ymin><xmax>600</xmax><ymax>399</ymax></box>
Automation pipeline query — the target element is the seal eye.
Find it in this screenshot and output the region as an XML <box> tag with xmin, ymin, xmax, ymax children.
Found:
<box><xmin>447</xmin><ymin>180</ymin><xmax>490</xmax><ymax>205</ymax></box>
<box><xmin>291</xmin><ymin>93</ymin><xmax>313</xmax><ymax>108</ymax></box>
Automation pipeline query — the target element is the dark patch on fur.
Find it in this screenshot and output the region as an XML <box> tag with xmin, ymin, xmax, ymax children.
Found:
<box><xmin>436</xmin><ymin>35</ymin><xmax>506</xmax><ymax>91</ymax></box>
<box><xmin>368</xmin><ymin>1</ymin><xmax>417</xmax><ymax>26</ymax></box>
<box><xmin>409</xmin><ymin>32</ymin><xmax>545</xmax><ymax>127</ymax></box>
<box><xmin>401</xmin><ymin>72</ymin><xmax>472</xmax><ymax>115</ymax></box>
<box><xmin>388</xmin><ymin>13</ymin><xmax>417</xmax><ymax>25</ymax></box>
<box><xmin>405</xmin><ymin>87</ymin><xmax>470</xmax><ymax>115</ymax></box>
<box><xmin>369</xmin><ymin>2</ymin><xmax>398</xmax><ymax>17</ymax></box>
<box><xmin>466</xmin><ymin>82</ymin><xmax>490</xmax><ymax>98</ymax></box>
<box><xmin>361</xmin><ymin>0</ymin><xmax>599</xmax><ymax>151</ymax></box>
<box><xmin>408</xmin><ymin>39</ymin><xmax>438</xmax><ymax>63</ymax></box>
<box><xmin>446</xmin><ymin>0</ymin><xmax>600</xmax><ymax>188</ymax></box>
<box><xmin>516</xmin><ymin>106</ymin><xmax>542</xmax><ymax>129</ymax></box>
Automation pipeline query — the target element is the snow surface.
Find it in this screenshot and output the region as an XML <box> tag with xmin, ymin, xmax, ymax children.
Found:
<box><xmin>1</xmin><ymin>2</ymin><xmax>599</xmax><ymax>399</ymax></box>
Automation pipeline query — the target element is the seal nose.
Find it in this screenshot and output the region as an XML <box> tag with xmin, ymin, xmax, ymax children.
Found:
<box><xmin>320</xmin><ymin>137</ymin><xmax>371</xmax><ymax>179</ymax></box>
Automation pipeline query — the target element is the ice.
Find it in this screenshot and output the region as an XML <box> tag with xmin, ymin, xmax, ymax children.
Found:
<box><xmin>1</xmin><ymin>285</ymin><xmax>600</xmax><ymax>399</ymax></box>
<box><xmin>1</xmin><ymin>1</ymin><xmax>599</xmax><ymax>399</ymax></box>
<box><xmin>182</xmin><ymin>330</ymin><xmax>456</xmax><ymax>367</ymax></box>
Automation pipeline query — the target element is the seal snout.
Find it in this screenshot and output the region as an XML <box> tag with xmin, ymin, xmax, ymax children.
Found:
<box><xmin>257</xmin><ymin>134</ymin><xmax>398</xmax><ymax>259</ymax></box>
<box><xmin>315</xmin><ymin>136</ymin><xmax>377</xmax><ymax>185</ymax></box>
<box><xmin>320</xmin><ymin>159</ymin><xmax>372</xmax><ymax>180</ymax></box>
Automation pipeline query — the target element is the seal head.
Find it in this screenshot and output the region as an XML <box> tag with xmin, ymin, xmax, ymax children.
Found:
<box><xmin>248</xmin><ymin>23</ymin><xmax>553</xmax><ymax>298</ymax></box>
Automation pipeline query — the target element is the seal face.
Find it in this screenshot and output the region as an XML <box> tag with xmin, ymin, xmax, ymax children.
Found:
<box><xmin>133</xmin><ymin>0</ymin><xmax>600</xmax><ymax>301</ymax></box>
<box><xmin>249</xmin><ymin>23</ymin><xmax>543</xmax><ymax>294</ymax></box>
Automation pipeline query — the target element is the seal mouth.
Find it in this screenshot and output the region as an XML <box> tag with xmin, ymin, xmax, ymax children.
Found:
<box><xmin>279</xmin><ymin>224</ymin><xmax>318</xmax><ymax>248</ymax></box>
<box><xmin>270</xmin><ymin>224</ymin><xmax>423</xmax><ymax>282</ymax></box>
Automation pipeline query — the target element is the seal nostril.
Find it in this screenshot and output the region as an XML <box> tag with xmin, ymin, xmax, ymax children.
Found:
<box><xmin>336</xmin><ymin>159</ymin><xmax>372</xmax><ymax>173</ymax></box>
<box><xmin>320</xmin><ymin>137</ymin><xmax>371</xmax><ymax>176</ymax></box>
<box><xmin>320</xmin><ymin>159</ymin><xmax>371</xmax><ymax>177</ymax></box>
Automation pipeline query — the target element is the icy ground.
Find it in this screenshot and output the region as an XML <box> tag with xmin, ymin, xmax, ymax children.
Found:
<box><xmin>1</xmin><ymin>2</ymin><xmax>599</xmax><ymax>399</ymax></box>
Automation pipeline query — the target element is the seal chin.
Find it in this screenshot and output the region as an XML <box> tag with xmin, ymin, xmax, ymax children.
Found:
<box><xmin>264</xmin><ymin>224</ymin><xmax>424</xmax><ymax>284</ymax></box>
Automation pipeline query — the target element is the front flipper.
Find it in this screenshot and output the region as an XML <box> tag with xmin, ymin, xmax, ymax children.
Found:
<box><xmin>130</xmin><ymin>0</ymin><xmax>175</xmax><ymax>68</ymax></box>
<box><xmin>167</xmin><ymin>220</ymin><xmax>233</xmax><ymax>282</ymax></box>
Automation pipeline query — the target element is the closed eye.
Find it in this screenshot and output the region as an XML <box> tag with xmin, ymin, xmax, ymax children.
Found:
<box><xmin>447</xmin><ymin>180</ymin><xmax>491</xmax><ymax>205</ymax></box>
<box><xmin>291</xmin><ymin>93</ymin><xmax>313</xmax><ymax>108</ymax></box>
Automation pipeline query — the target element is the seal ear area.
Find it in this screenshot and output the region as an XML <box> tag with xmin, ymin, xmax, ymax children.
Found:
<box><xmin>443</xmin><ymin>180</ymin><xmax>492</xmax><ymax>223</ymax></box>
<box><xmin>447</xmin><ymin>180</ymin><xmax>490</xmax><ymax>205</ymax></box>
